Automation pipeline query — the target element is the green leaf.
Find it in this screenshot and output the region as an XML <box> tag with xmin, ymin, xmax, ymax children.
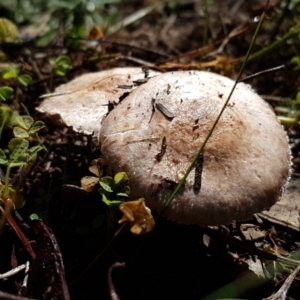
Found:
<box><xmin>11</xmin><ymin>191</ymin><xmax>25</xmax><ymax>209</ymax></box>
<box><xmin>0</xmin><ymin>18</ymin><xmax>19</xmax><ymax>42</ymax></box>
<box><xmin>120</xmin><ymin>185</ymin><xmax>130</xmax><ymax>196</ymax></box>
<box><xmin>99</xmin><ymin>181</ymin><xmax>113</xmax><ymax>193</ymax></box>
<box><xmin>13</xmin><ymin>126</ymin><xmax>29</xmax><ymax>138</ymax></box>
<box><xmin>12</xmin><ymin>153</ymin><xmax>29</xmax><ymax>163</ymax></box>
<box><xmin>18</xmin><ymin>74</ymin><xmax>32</xmax><ymax>86</ymax></box>
<box><xmin>0</xmin><ymin>149</ymin><xmax>8</xmax><ymax>164</ymax></box>
<box><xmin>28</xmin><ymin>145</ymin><xmax>44</xmax><ymax>155</ymax></box>
<box><xmin>50</xmin><ymin>55</ymin><xmax>71</xmax><ymax>76</ymax></box>
<box><xmin>114</xmin><ymin>172</ymin><xmax>128</xmax><ymax>185</ymax></box>
<box><xmin>116</xmin><ymin>192</ymin><xmax>129</xmax><ymax>198</ymax></box>
<box><xmin>291</xmin><ymin>55</ymin><xmax>300</xmax><ymax>66</ymax></box>
<box><xmin>29</xmin><ymin>213</ymin><xmax>40</xmax><ymax>221</ymax></box>
<box><xmin>92</xmin><ymin>215</ymin><xmax>105</xmax><ymax>229</ymax></box>
<box><xmin>15</xmin><ymin>115</ymin><xmax>34</xmax><ymax>130</ymax></box>
<box><xmin>296</xmin><ymin>91</ymin><xmax>300</xmax><ymax>104</ymax></box>
<box><xmin>8</xmin><ymin>138</ymin><xmax>29</xmax><ymax>160</ymax></box>
<box><xmin>1</xmin><ymin>65</ymin><xmax>19</xmax><ymax>79</ymax></box>
<box><xmin>102</xmin><ymin>199</ymin><xmax>123</xmax><ymax>206</ymax></box>
<box><xmin>29</xmin><ymin>120</ymin><xmax>45</xmax><ymax>134</ymax></box>
<box><xmin>21</xmin><ymin>116</ymin><xmax>34</xmax><ymax>130</ymax></box>
<box><xmin>10</xmin><ymin>161</ymin><xmax>28</xmax><ymax>168</ymax></box>
<box><xmin>0</xmin><ymin>86</ymin><xmax>14</xmax><ymax>101</ymax></box>
<box><xmin>101</xmin><ymin>176</ymin><xmax>113</xmax><ymax>186</ymax></box>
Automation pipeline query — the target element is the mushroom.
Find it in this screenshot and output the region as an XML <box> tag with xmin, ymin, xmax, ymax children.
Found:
<box><xmin>100</xmin><ymin>70</ymin><xmax>291</xmax><ymax>226</ymax></box>
<box><xmin>37</xmin><ymin>67</ymin><xmax>160</xmax><ymax>136</ymax></box>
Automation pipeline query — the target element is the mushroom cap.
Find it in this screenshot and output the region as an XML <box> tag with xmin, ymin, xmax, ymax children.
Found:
<box><xmin>37</xmin><ymin>67</ymin><xmax>159</xmax><ymax>136</ymax></box>
<box><xmin>100</xmin><ymin>71</ymin><xmax>291</xmax><ymax>226</ymax></box>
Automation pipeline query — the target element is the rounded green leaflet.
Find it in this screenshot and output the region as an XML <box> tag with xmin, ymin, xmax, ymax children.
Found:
<box><xmin>0</xmin><ymin>86</ymin><xmax>14</xmax><ymax>101</ymax></box>
<box><xmin>18</xmin><ymin>74</ymin><xmax>32</xmax><ymax>87</ymax></box>
<box><xmin>114</xmin><ymin>172</ymin><xmax>128</xmax><ymax>185</ymax></box>
<box><xmin>0</xmin><ymin>18</ymin><xmax>18</xmax><ymax>42</ymax></box>
<box><xmin>0</xmin><ymin>149</ymin><xmax>8</xmax><ymax>164</ymax></box>
<box><xmin>13</xmin><ymin>127</ymin><xmax>29</xmax><ymax>138</ymax></box>
<box><xmin>8</xmin><ymin>138</ymin><xmax>29</xmax><ymax>160</ymax></box>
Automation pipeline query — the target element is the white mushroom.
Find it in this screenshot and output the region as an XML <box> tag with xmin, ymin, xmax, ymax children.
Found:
<box><xmin>100</xmin><ymin>70</ymin><xmax>291</xmax><ymax>226</ymax></box>
<box><xmin>37</xmin><ymin>67</ymin><xmax>160</xmax><ymax>136</ymax></box>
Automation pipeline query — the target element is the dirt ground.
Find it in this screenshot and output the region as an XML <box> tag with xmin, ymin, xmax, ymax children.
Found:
<box><xmin>1</xmin><ymin>0</ymin><xmax>300</xmax><ymax>299</ymax></box>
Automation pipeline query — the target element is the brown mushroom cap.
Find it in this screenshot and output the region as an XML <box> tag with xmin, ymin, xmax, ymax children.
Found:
<box><xmin>37</xmin><ymin>67</ymin><xmax>159</xmax><ymax>136</ymax></box>
<box><xmin>100</xmin><ymin>71</ymin><xmax>291</xmax><ymax>225</ymax></box>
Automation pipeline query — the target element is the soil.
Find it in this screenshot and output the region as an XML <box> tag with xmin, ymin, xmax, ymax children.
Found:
<box><xmin>1</xmin><ymin>1</ymin><xmax>300</xmax><ymax>299</ymax></box>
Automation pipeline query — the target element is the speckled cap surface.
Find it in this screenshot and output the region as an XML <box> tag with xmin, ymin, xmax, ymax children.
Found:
<box><xmin>100</xmin><ymin>71</ymin><xmax>291</xmax><ymax>225</ymax></box>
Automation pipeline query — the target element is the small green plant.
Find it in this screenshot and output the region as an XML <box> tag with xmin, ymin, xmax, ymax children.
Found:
<box><xmin>98</xmin><ymin>171</ymin><xmax>130</xmax><ymax>237</ymax></box>
<box><xmin>1</xmin><ymin>65</ymin><xmax>32</xmax><ymax>87</ymax></box>
<box><xmin>13</xmin><ymin>115</ymin><xmax>45</xmax><ymax>139</ymax></box>
<box><xmin>82</xmin><ymin>164</ymin><xmax>130</xmax><ymax>237</ymax></box>
<box><xmin>1</xmin><ymin>65</ymin><xmax>32</xmax><ymax>107</ymax></box>
<box><xmin>0</xmin><ymin>115</ymin><xmax>45</xmax><ymax>204</ymax></box>
<box><xmin>0</xmin><ymin>18</ymin><xmax>18</xmax><ymax>42</ymax></box>
<box><xmin>49</xmin><ymin>55</ymin><xmax>72</xmax><ymax>77</ymax></box>
<box><xmin>0</xmin><ymin>86</ymin><xmax>13</xmax><ymax>101</ymax></box>
<box><xmin>99</xmin><ymin>172</ymin><xmax>130</xmax><ymax>206</ymax></box>
<box><xmin>0</xmin><ymin>114</ymin><xmax>45</xmax><ymax>260</ymax></box>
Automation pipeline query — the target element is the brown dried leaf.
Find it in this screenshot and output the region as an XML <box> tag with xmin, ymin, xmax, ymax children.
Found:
<box><xmin>261</xmin><ymin>178</ymin><xmax>300</xmax><ymax>228</ymax></box>
<box><xmin>119</xmin><ymin>198</ymin><xmax>155</xmax><ymax>235</ymax></box>
<box><xmin>81</xmin><ymin>176</ymin><xmax>99</xmax><ymax>192</ymax></box>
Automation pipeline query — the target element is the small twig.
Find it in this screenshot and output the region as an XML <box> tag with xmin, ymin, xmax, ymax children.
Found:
<box><xmin>0</xmin><ymin>203</ymin><xmax>36</xmax><ymax>260</ymax></box>
<box><xmin>257</xmin><ymin>213</ymin><xmax>300</xmax><ymax>234</ymax></box>
<box><xmin>19</xmin><ymin>261</ymin><xmax>30</xmax><ymax>296</ymax></box>
<box><xmin>108</xmin><ymin>262</ymin><xmax>126</xmax><ymax>300</ymax></box>
<box><xmin>203</xmin><ymin>226</ymin><xmax>277</xmax><ymax>261</ymax></box>
<box><xmin>239</xmin><ymin>65</ymin><xmax>285</xmax><ymax>82</ymax></box>
<box><xmin>263</xmin><ymin>263</ymin><xmax>300</xmax><ymax>300</ymax></box>
<box><xmin>0</xmin><ymin>264</ymin><xmax>26</xmax><ymax>279</ymax></box>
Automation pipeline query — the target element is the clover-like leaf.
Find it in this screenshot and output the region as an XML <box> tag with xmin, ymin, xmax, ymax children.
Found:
<box><xmin>119</xmin><ymin>185</ymin><xmax>130</xmax><ymax>197</ymax></box>
<box><xmin>0</xmin><ymin>149</ymin><xmax>8</xmax><ymax>165</ymax></box>
<box><xmin>101</xmin><ymin>176</ymin><xmax>113</xmax><ymax>186</ymax></box>
<box><xmin>30</xmin><ymin>213</ymin><xmax>40</xmax><ymax>221</ymax></box>
<box><xmin>29</xmin><ymin>120</ymin><xmax>45</xmax><ymax>134</ymax></box>
<box><xmin>10</xmin><ymin>188</ymin><xmax>25</xmax><ymax>209</ymax></box>
<box><xmin>13</xmin><ymin>126</ymin><xmax>29</xmax><ymax>138</ymax></box>
<box><xmin>291</xmin><ymin>55</ymin><xmax>300</xmax><ymax>70</ymax></box>
<box><xmin>102</xmin><ymin>199</ymin><xmax>123</xmax><ymax>206</ymax></box>
<box><xmin>114</xmin><ymin>172</ymin><xmax>128</xmax><ymax>186</ymax></box>
<box><xmin>18</xmin><ymin>74</ymin><xmax>32</xmax><ymax>86</ymax></box>
<box><xmin>99</xmin><ymin>181</ymin><xmax>113</xmax><ymax>193</ymax></box>
<box><xmin>50</xmin><ymin>55</ymin><xmax>71</xmax><ymax>77</ymax></box>
<box><xmin>116</xmin><ymin>192</ymin><xmax>129</xmax><ymax>198</ymax></box>
<box><xmin>15</xmin><ymin>115</ymin><xmax>34</xmax><ymax>130</ymax></box>
<box><xmin>10</xmin><ymin>153</ymin><xmax>29</xmax><ymax>167</ymax></box>
<box><xmin>0</xmin><ymin>18</ymin><xmax>18</xmax><ymax>42</ymax></box>
<box><xmin>0</xmin><ymin>86</ymin><xmax>14</xmax><ymax>101</ymax></box>
<box><xmin>8</xmin><ymin>138</ymin><xmax>29</xmax><ymax>160</ymax></box>
<box><xmin>296</xmin><ymin>91</ymin><xmax>300</xmax><ymax>104</ymax></box>
<box><xmin>1</xmin><ymin>65</ymin><xmax>19</xmax><ymax>79</ymax></box>
<box><xmin>28</xmin><ymin>145</ymin><xmax>44</xmax><ymax>156</ymax></box>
